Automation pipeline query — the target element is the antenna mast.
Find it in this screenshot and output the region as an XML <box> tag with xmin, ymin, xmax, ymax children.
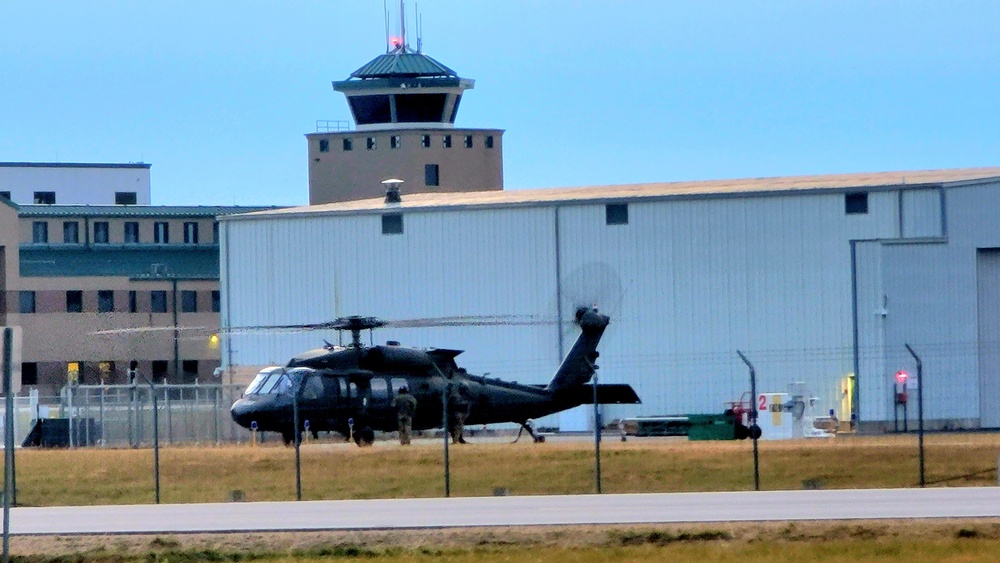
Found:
<box><xmin>383</xmin><ymin>0</ymin><xmax>391</xmax><ymax>53</ymax></box>
<box><xmin>399</xmin><ymin>0</ymin><xmax>406</xmax><ymax>51</ymax></box>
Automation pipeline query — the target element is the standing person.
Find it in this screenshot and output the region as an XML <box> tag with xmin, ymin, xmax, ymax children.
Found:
<box><xmin>449</xmin><ymin>381</ymin><xmax>471</xmax><ymax>444</ymax></box>
<box><xmin>392</xmin><ymin>386</ymin><xmax>417</xmax><ymax>445</ymax></box>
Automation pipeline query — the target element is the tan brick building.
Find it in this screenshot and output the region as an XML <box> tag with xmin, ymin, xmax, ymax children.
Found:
<box><xmin>3</xmin><ymin>201</ymin><xmax>271</xmax><ymax>393</ymax></box>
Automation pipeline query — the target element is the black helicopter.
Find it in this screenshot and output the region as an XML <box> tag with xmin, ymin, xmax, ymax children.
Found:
<box><xmin>229</xmin><ymin>307</ymin><xmax>640</xmax><ymax>445</ymax></box>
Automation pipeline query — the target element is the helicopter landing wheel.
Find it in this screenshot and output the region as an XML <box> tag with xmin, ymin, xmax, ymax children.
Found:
<box><xmin>355</xmin><ymin>426</ymin><xmax>375</xmax><ymax>447</ymax></box>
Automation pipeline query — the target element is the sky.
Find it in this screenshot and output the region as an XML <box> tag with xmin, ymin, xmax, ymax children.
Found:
<box><xmin>2</xmin><ymin>1</ymin><xmax>999</xmax><ymax>206</ymax></box>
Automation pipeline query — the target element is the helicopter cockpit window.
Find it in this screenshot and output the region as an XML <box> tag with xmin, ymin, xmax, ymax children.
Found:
<box><xmin>370</xmin><ymin>378</ymin><xmax>389</xmax><ymax>401</ymax></box>
<box><xmin>245</xmin><ymin>368</ymin><xmax>281</xmax><ymax>395</ymax></box>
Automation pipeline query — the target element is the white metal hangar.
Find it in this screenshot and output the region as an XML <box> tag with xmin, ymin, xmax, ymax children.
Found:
<box><xmin>219</xmin><ymin>166</ymin><xmax>1000</xmax><ymax>432</ymax></box>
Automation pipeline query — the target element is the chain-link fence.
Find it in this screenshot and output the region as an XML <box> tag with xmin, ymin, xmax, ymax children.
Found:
<box><xmin>7</xmin><ymin>383</ymin><xmax>249</xmax><ymax>448</ymax></box>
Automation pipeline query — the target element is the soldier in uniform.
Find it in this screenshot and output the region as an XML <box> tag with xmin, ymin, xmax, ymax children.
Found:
<box><xmin>392</xmin><ymin>386</ymin><xmax>417</xmax><ymax>445</ymax></box>
<box><xmin>449</xmin><ymin>381</ymin><xmax>471</xmax><ymax>444</ymax></box>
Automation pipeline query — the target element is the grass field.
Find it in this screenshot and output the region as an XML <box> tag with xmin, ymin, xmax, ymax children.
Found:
<box><xmin>7</xmin><ymin>432</ymin><xmax>1000</xmax><ymax>505</ymax></box>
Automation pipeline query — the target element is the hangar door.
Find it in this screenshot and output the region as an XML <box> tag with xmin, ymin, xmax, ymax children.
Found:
<box><xmin>978</xmin><ymin>249</ymin><xmax>1000</xmax><ymax>428</ymax></box>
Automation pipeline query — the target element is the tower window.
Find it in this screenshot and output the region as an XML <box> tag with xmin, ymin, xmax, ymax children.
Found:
<box><xmin>63</xmin><ymin>221</ymin><xmax>79</xmax><ymax>243</ymax></box>
<box><xmin>0</xmin><ymin>192</ymin><xmax>10</xmax><ymax>200</ymax></box>
<box><xmin>211</xmin><ymin>290</ymin><xmax>221</xmax><ymax>313</ymax></box>
<box><xmin>124</xmin><ymin>222</ymin><xmax>140</xmax><ymax>243</ymax></box>
<box><xmin>367</xmin><ymin>137</ymin><xmax>377</xmax><ymax>150</ymax></box>
<box><xmin>98</xmin><ymin>290</ymin><xmax>114</xmax><ymax>313</ymax></box>
<box><xmin>442</xmin><ymin>135</ymin><xmax>452</xmax><ymax>148</ymax></box>
<box><xmin>425</xmin><ymin>164</ymin><xmax>440</xmax><ymax>187</ymax></box>
<box><xmin>115</xmin><ymin>192</ymin><xmax>137</xmax><ymax>205</ymax></box>
<box><xmin>485</xmin><ymin>135</ymin><xmax>495</xmax><ymax>149</ymax></box>
<box><xmin>129</xmin><ymin>290</ymin><xmax>137</xmax><ymax>313</ymax></box>
<box><xmin>34</xmin><ymin>191</ymin><xmax>55</xmax><ymax>204</ymax></box>
<box><xmin>318</xmin><ymin>139</ymin><xmax>329</xmax><ymax>152</ymax></box>
<box><xmin>845</xmin><ymin>192</ymin><xmax>869</xmax><ymax>214</ymax></box>
<box><xmin>93</xmin><ymin>221</ymin><xmax>109</xmax><ymax>244</ymax></box>
<box><xmin>181</xmin><ymin>290</ymin><xmax>197</xmax><ymax>313</ymax></box>
<box><xmin>151</xmin><ymin>291</ymin><xmax>168</xmax><ymax>313</ymax></box>
<box><xmin>464</xmin><ymin>135</ymin><xmax>473</xmax><ymax>148</ymax></box>
<box><xmin>183</xmin><ymin>222</ymin><xmax>199</xmax><ymax>244</ymax></box>
<box><xmin>19</xmin><ymin>291</ymin><xmax>35</xmax><ymax>314</ymax></box>
<box><xmin>154</xmin><ymin>222</ymin><xmax>169</xmax><ymax>243</ymax></box>
<box><xmin>391</xmin><ymin>135</ymin><xmax>401</xmax><ymax>149</ymax></box>
<box><xmin>32</xmin><ymin>221</ymin><xmax>48</xmax><ymax>243</ymax></box>
<box><xmin>382</xmin><ymin>213</ymin><xmax>403</xmax><ymax>235</ymax></box>
<box><xmin>66</xmin><ymin>290</ymin><xmax>83</xmax><ymax>313</ymax></box>
<box><xmin>606</xmin><ymin>203</ymin><xmax>629</xmax><ymax>225</ymax></box>
<box><xmin>343</xmin><ymin>138</ymin><xmax>353</xmax><ymax>151</ymax></box>
<box><xmin>421</xmin><ymin>135</ymin><xmax>431</xmax><ymax>148</ymax></box>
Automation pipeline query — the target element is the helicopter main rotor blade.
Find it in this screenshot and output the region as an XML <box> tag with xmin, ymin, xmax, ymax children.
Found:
<box><xmin>220</xmin><ymin>314</ymin><xmax>567</xmax><ymax>334</ymax></box>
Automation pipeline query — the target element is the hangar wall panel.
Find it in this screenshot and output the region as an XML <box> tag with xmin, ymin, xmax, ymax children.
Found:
<box><xmin>854</xmin><ymin>240</ymin><xmax>888</xmax><ymax>422</ymax></box>
<box><xmin>977</xmin><ymin>249</ymin><xmax>1000</xmax><ymax>428</ymax></box>
<box><xmin>901</xmin><ymin>188</ymin><xmax>943</xmax><ymax>238</ymax></box>
<box><xmin>556</xmin><ymin>191</ymin><xmax>897</xmax><ymax>424</ymax></box>
<box><xmin>223</xmin><ymin>209</ymin><xmax>563</xmax><ymax>387</ymax></box>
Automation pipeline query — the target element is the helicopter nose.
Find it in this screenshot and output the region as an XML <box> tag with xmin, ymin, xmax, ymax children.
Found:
<box><xmin>230</xmin><ymin>398</ymin><xmax>257</xmax><ymax>428</ymax></box>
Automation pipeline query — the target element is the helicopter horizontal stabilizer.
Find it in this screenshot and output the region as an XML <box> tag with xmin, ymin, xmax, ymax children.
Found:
<box><xmin>560</xmin><ymin>383</ymin><xmax>641</xmax><ymax>405</ymax></box>
<box><xmin>545</xmin><ymin>308</ymin><xmax>610</xmax><ymax>393</ymax></box>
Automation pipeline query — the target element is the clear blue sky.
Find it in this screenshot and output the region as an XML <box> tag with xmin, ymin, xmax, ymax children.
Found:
<box><xmin>2</xmin><ymin>1</ymin><xmax>998</xmax><ymax>206</ymax></box>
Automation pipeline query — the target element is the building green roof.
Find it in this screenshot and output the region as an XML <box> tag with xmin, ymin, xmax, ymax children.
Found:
<box><xmin>18</xmin><ymin>205</ymin><xmax>278</xmax><ymax>218</ymax></box>
<box><xmin>19</xmin><ymin>245</ymin><xmax>220</xmax><ymax>279</ymax></box>
<box><xmin>349</xmin><ymin>53</ymin><xmax>458</xmax><ymax>79</ymax></box>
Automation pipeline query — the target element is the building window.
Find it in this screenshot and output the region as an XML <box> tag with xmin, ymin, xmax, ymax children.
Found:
<box><xmin>63</xmin><ymin>221</ymin><xmax>79</xmax><ymax>243</ymax></box>
<box><xmin>319</xmin><ymin>139</ymin><xmax>329</xmax><ymax>152</ymax></box>
<box><xmin>154</xmin><ymin>222</ymin><xmax>169</xmax><ymax>243</ymax></box>
<box><xmin>129</xmin><ymin>290</ymin><xmax>137</xmax><ymax>313</ymax></box>
<box><xmin>181</xmin><ymin>290</ymin><xmax>198</xmax><ymax>313</ymax></box>
<box><xmin>0</xmin><ymin>191</ymin><xmax>10</xmax><ymax>200</ymax></box>
<box><xmin>98</xmin><ymin>290</ymin><xmax>114</xmax><ymax>313</ymax></box>
<box><xmin>606</xmin><ymin>203</ymin><xmax>629</xmax><ymax>225</ymax></box>
<box><xmin>152</xmin><ymin>360</ymin><xmax>169</xmax><ymax>381</ymax></box>
<box><xmin>211</xmin><ymin>290</ymin><xmax>221</xmax><ymax>313</ymax></box>
<box><xmin>442</xmin><ymin>135</ymin><xmax>452</xmax><ymax>148</ymax></box>
<box><xmin>366</xmin><ymin>137</ymin><xmax>377</xmax><ymax>150</ymax></box>
<box><xmin>93</xmin><ymin>221</ymin><xmax>109</xmax><ymax>244</ymax></box>
<box><xmin>21</xmin><ymin>363</ymin><xmax>38</xmax><ymax>386</ymax></box>
<box><xmin>115</xmin><ymin>192</ymin><xmax>137</xmax><ymax>205</ymax></box>
<box><xmin>184</xmin><ymin>222</ymin><xmax>199</xmax><ymax>244</ymax></box>
<box><xmin>421</xmin><ymin>135</ymin><xmax>431</xmax><ymax>148</ymax></box>
<box><xmin>19</xmin><ymin>291</ymin><xmax>35</xmax><ymax>314</ymax></box>
<box><xmin>66</xmin><ymin>290</ymin><xmax>83</xmax><ymax>313</ymax></box>
<box><xmin>391</xmin><ymin>135</ymin><xmax>401</xmax><ymax>149</ymax></box>
<box><xmin>464</xmin><ymin>135</ymin><xmax>473</xmax><ymax>148</ymax></box>
<box><xmin>34</xmin><ymin>191</ymin><xmax>55</xmax><ymax>204</ymax></box>
<box><xmin>182</xmin><ymin>360</ymin><xmax>199</xmax><ymax>382</ymax></box>
<box><xmin>32</xmin><ymin>221</ymin><xmax>48</xmax><ymax>243</ymax></box>
<box><xmin>845</xmin><ymin>192</ymin><xmax>869</xmax><ymax>214</ymax></box>
<box><xmin>98</xmin><ymin>361</ymin><xmax>115</xmax><ymax>382</ymax></box>
<box><xmin>124</xmin><ymin>222</ymin><xmax>140</xmax><ymax>243</ymax></box>
<box><xmin>213</xmin><ymin>222</ymin><xmax>220</xmax><ymax>243</ymax></box>
<box><xmin>425</xmin><ymin>164</ymin><xmax>440</xmax><ymax>187</ymax></box>
<box><xmin>342</xmin><ymin>138</ymin><xmax>353</xmax><ymax>151</ymax></box>
<box><xmin>485</xmin><ymin>135</ymin><xmax>495</xmax><ymax>149</ymax></box>
<box><xmin>151</xmin><ymin>290</ymin><xmax>168</xmax><ymax>313</ymax></box>
<box><xmin>382</xmin><ymin>213</ymin><xmax>403</xmax><ymax>235</ymax></box>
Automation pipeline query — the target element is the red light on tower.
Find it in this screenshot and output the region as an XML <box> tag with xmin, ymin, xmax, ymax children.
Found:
<box><xmin>389</xmin><ymin>36</ymin><xmax>402</xmax><ymax>48</ymax></box>
<box><xmin>895</xmin><ymin>370</ymin><xmax>909</xmax><ymax>384</ymax></box>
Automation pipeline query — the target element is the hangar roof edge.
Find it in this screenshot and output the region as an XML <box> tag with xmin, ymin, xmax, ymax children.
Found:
<box><xmin>222</xmin><ymin>166</ymin><xmax>1000</xmax><ymax>221</ymax></box>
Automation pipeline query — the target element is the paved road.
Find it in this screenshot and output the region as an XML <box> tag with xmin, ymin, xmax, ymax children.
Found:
<box><xmin>10</xmin><ymin>487</ymin><xmax>1000</xmax><ymax>534</ymax></box>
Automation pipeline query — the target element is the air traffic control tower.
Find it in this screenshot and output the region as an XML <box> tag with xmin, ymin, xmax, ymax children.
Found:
<box><xmin>307</xmin><ymin>35</ymin><xmax>504</xmax><ymax>204</ymax></box>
